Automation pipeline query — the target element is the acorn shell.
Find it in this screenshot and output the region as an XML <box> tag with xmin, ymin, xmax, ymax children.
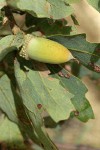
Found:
<box><xmin>20</xmin><ymin>35</ymin><xmax>74</xmax><ymax>64</ymax></box>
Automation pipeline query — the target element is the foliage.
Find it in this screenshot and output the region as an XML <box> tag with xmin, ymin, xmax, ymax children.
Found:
<box><xmin>0</xmin><ymin>0</ymin><xmax>100</xmax><ymax>150</ymax></box>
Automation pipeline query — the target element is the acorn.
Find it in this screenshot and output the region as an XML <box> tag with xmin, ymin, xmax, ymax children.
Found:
<box><xmin>20</xmin><ymin>34</ymin><xmax>74</xmax><ymax>64</ymax></box>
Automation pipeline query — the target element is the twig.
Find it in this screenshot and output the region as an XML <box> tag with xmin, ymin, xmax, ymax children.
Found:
<box><xmin>4</xmin><ymin>6</ymin><xmax>21</xmax><ymax>34</ymax></box>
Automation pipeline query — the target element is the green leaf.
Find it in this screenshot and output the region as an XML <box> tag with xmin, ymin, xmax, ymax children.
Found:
<box><xmin>47</xmin><ymin>64</ymin><xmax>94</xmax><ymax>122</ymax></box>
<box><xmin>49</xmin><ymin>35</ymin><xmax>100</xmax><ymax>72</ymax></box>
<box><xmin>25</xmin><ymin>15</ymin><xmax>77</xmax><ymax>36</ymax></box>
<box><xmin>14</xmin><ymin>60</ymin><xmax>58</xmax><ymax>150</ymax></box>
<box><xmin>0</xmin><ymin>75</ymin><xmax>19</xmax><ymax>123</ymax></box>
<box><xmin>0</xmin><ymin>70</ymin><xmax>4</xmax><ymax>77</ymax></box>
<box><xmin>63</xmin><ymin>0</ymin><xmax>80</xmax><ymax>4</ymax></box>
<box><xmin>14</xmin><ymin>59</ymin><xmax>74</xmax><ymax>122</ymax></box>
<box><xmin>0</xmin><ymin>75</ymin><xmax>39</xmax><ymax>146</ymax></box>
<box><xmin>0</xmin><ymin>35</ymin><xmax>14</xmax><ymax>62</ymax></box>
<box><xmin>0</xmin><ymin>74</ymin><xmax>37</xmax><ymax>141</ymax></box>
<box><xmin>0</xmin><ymin>33</ymin><xmax>24</xmax><ymax>61</ymax></box>
<box><xmin>7</xmin><ymin>0</ymin><xmax>50</xmax><ymax>18</ymax></box>
<box><xmin>87</xmin><ymin>0</ymin><xmax>100</xmax><ymax>12</ymax></box>
<box><xmin>0</xmin><ymin>73</ymin><xmax>57</xmax><ymax>149</ymax></box>
<box><xmin>47</xmin><ymin>0</ymin><xmax>73</xmax><ymax>19</ymax></box>
<box><xmin>0</xmin><ymin>117</ymin><xmax>25</xmax><ymax>149</ymax></box>
<box><xmin>0</xmin><ymin>74</ymin><xmax>40</xmax><ymax>145</ymax></box>
<box><xmin>7</xmin><ymin>0</ymin><xmax>73</xmax><ymax>19</ymax></box>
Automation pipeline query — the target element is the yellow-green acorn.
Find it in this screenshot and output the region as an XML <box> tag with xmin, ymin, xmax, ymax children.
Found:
<box><xmin>20</xmin><ymin>34</ymin><xmax>74</xmax><ymax>64</ymax></box>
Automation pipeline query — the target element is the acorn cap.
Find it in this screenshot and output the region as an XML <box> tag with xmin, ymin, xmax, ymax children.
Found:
<box><xmin>19</xmin><ymin>34</ymin><xmax>33</xmax><ymax>60</ymax></box>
